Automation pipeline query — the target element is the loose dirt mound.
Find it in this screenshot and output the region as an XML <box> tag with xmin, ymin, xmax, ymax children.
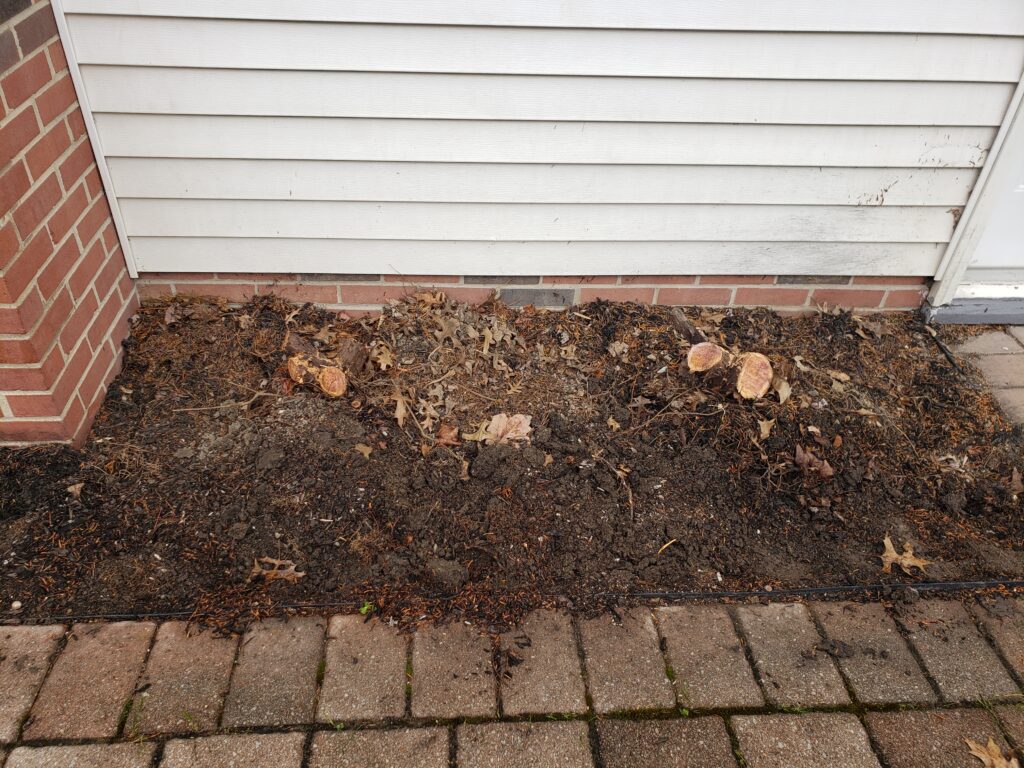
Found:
<box><xmin>2</xmin><ymin>294</ymin><xmax>1022</xmax><ymax>629</ymax></box>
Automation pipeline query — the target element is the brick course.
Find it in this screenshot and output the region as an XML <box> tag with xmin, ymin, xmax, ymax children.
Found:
<box><xmin>0</xmin><ymin>1</ymin><xmax>136</xmax><ymax>447</ymax></box>
<box><xmin>135</xmin><ymin>272</ymin><xmax>930</xmax><ymax>316</ymax></box>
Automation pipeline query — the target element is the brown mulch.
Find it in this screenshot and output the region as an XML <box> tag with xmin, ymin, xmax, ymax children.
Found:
<box><xmin>1</xmin><ymin>293</ymin><xmax>1023</xmax><ymax>631</ymax></box>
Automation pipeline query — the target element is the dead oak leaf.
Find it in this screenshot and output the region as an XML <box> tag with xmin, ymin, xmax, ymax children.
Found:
<box><xmin>608</xmin><ymin>416</ymin><xmax>621</xmax><ymax>432</ymax></box>
<box><xmin>436</xmin><ymin>423</ymin><xmax>461</xmax><ymax>447</ymax></box>
<box><xmin>370</xmin><ymin>343</ymin><xmax>395</xmax><ymax>371</ymax></box>
<box><xmin>881</xmin><ymin>535</ymin><xmax>930</xmax><ymax>576</ymax></box>
<box><xmin>392</xmin><ymin>390</ymin><xmax>410</xmax><ymax>428</ymax></box>
<box><xmin>353</xmin><ymin>443</ymin><xmax>373</xmax><ymax>459</ymax></box>
<box><xmin>758</xmin><ymin>419</ymin><xmax>776</xmax><ymax>441</ymax></box>
<box><xmin>248</xmin><ymin>557</ymin><xmax>306</xmax><ymax>584</ymax></box>
<box><xmin>485</xmin><ymin>413</ymin><xmax>533</xmax><ymax>444</ymax></box>
<box><xmin>966</xmin><ymin>737</ymin><xmax>1020</xmax><ymax>768</ymax></box>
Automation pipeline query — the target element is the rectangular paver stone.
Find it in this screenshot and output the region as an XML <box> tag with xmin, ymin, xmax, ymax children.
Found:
<box><xmin>993</xmin><ymin>388</ymin><xmax>1024</xmax><ymax>423</ymax></box>
<box><xmin>973</xmin><ymin>599</ymin><xmax>1024</xmax><ymax>681</ymax></box>
<box><xmin>311</xmin><ymin>727</ymin><xmax>449</xmax><ymax>768</ymax></box>
<box><xmin>656</xmin><ymin>605</ymin><xmax>763</xmax><ymax>709</ymax></box>
<box><xmin>6</xmin><ymin>743</ymin><xmax>155</xmax><ymax>768</ymax></box>
<box><xmin>956</xmin><ymin>331</ymin><xmax>1023</xmax><ymax>356</ymax></box>
<box><xmin>459</xmin><ymin>722</ymin><xmax>593</xmax><ymax>768</ymax></box>
<box><xmin>811</xmin><ymin>602</ymin><xmax>935</xmax><ymax>705</ymax></box>
<box><xmin>23</xmin><ymin>621</ymin><xmax>155</xmax><ymax>740</ymax></box>
<box><xmin>221</xmin><ymin>616</ymin><xmax>325</xmax><ymax>728</ymax></box>
<box><xmin>734</xmin><ymin>603</ymin><xmax>849</xmax><ymax>707</ymax></box>
<box><xmin>996</xmin><ymin>704</ymin><xmax>1024</xmax><ymax>747</ymax></box>
<box><xmin>0</xmin><ymin>625</ymin><xmax>64</xmax><ymax>743</ymax></box>
<box><xmin>866</xmin><ymin>709</ymin><xmax>1010</xmax><ymax>768</ymax></box>
<box><xmin>579</xmin><ymin>609</ymin><xmax>674</xmax><ymax>713</ymax></box>
<box><xmin>131</xmin><ymin>621</ymin><xmax>237</xmax><ymax>735</ymax></box>
<box><xmin>733</xmin><ymin>713</ymin><xmax>881</xmax><ymax>768</ymax></box>
<box><xmin>318</xmin><ymin>614</ymin><xmax>407</xmax><ymax>723</ymax></box>
<box><xmin>499</xmin><ymin>611</ymin><xmax>586</xmax><ymax>716</ymax></box>
<box><xmin>598</xmin><ymin>717</ymin><xmax>738</xmax><ymax>768</ymax></box>
<box><xmin>161</xmin><ymin>732</ymin><xmax>304</xmax><ymax>768</ymax></box>
<box><xmin>975</xmin><ymin>354</ymin><xmax>1024</xmax><ymax>388</ymax></box>
<box><xmin>411</xmin><ymin>621</ymin><xmax>496</xmax><ymax>719</ymax></box>
<box><xmin>897</xmin><ymin>600</ymin><xmax>1020</xmax><ymax>702</ymax></box>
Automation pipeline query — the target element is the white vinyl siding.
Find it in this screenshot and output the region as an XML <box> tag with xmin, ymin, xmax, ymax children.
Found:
<box><xmin>59</xmin><ymin>2</ymin><xmax>1024</xmax><ymax>276</ymax></box>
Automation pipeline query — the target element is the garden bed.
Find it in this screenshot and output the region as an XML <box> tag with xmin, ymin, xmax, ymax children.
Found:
<box><xmin>2</xmin><ymin>294</ymin><xmax>1022</xmax><ymax>630</ymax></box>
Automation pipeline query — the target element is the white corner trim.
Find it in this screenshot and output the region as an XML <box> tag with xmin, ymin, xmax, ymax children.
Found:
<box><xmin>930</xmin><ymin>71</ymin><xmax>1024</xmax><ymax>306</ymax></box>
<box><xmin>50</xmin><ymin>0</ymin><xmax>139</xmax><ymax>278</ymax></box>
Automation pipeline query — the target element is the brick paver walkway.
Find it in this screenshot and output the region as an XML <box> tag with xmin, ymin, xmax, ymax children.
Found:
<box><xmin>956</xmin><ymin>328</ymin><xmax>1024</xmax><ymax>422</ymax></box>
<box><xmin>2</xmin><ymin>599</ymin><xmax>1024</xmax><ymax>766</ymax></box>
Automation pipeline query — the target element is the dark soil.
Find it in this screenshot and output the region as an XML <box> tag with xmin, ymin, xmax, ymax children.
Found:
<box><xmin>2</xmin><ymin>294</ymin><xmax>1023</xmax><ymax>630</ymax></box>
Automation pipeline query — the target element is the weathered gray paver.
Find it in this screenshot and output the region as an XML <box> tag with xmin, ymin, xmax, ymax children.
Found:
<box><xmin>995</xmin><ymin>704</ymin><xmax>1024</xmax><ymax>748</ymax></box>
<box><xmin>318</xmin><ymin>615</ymin><xmax>407</xmax><ymax>723</ymax></box>
<box><xmin>311</xmin><ymin>728</ymin><xmax>449</xmax><ymax>768</ymax></box>
<box><xmin>411</xmin><ymin>621</ymin><xmax>496</xmax><ymax>719</ymax></box>
<box><xmin>866</xmin><ymin>709</ymin><xmax>1010</xmax><ymax>768</ymax></box>
<box><xmin>656</xmin><ymin>605</ymin><xmax>763</xmax><ymax>709</ymax></box>
<box><xmin>732</xmin><ymin>713</ymin><xmax>881</xmax><ymax>768</ymax></box>
<box><xmin>131</xmin><ymin>621</ymin><xmax>237</xmax><ymax>735</ymax></box>
<box><xmin>0</xmin><ymin>625</ymin><xmax>65</xmax><ymax>743</ymax></box>
<box><xmin>499</xmin><ymin>611</ymin><xmax>586</xmax><ymax>716</ymax></box>
<box><xmin>578</xmin><ymin>609</ymin><xmax>674</xmax><ymax>713</ymax></box>
<box><xmin>811</xmin><ymin>602</ymin><xmax>935</xmax><ymax>705</ymax></box>
<box><xmin>975</xmin><ymin>354</ymin><xmax>1024</xmax><ymax>388</ymax></box>
<box><xmin>956</xmin><ymin>331</ymin><xmax>1022</xmax><ymax>356</ymax></box>
<box><xmin>458</xmin><ymin>722</ymin><xmax>593</xmax><ymax>768</ymax></box>
<box><xmin>23</xmin><ymin>621</ymin><xmax>155</xmax><ymax>741</ymax></box>
<box><xmin>160</xmin><ymin>732</ymin><xmax>304</xmax><ymax>768</ymax></box>
<box><xmin>973</xmin><ymin>599</ymin><xmax>1024</xmax><ymax>682</ymax></box>
<box><xmin>221</xmin><ymin>616</ymin><xmax>325</xmax><ymax>728</ymax></box>
<box><xmin>6</xmin><ymin>743</ymin><xmax>155</xmax><ymax>768</ymax></box>
<box><xmin>993</xmin><ymin>388</ymin><xmax>1024</xmax><ymax>422</ymax></box>
<box><xmin>734</xmin><ymin>603</ymin><xmax>849</xmax><ymax>707</ymax></box>
<box><xmin>897</xmin><ymin>600</ymin><xmax>1020</xmax><ymax>702</ymax></box>
<box><xmin>598</xmin><ymin>717</ymin><xmax>738</xmax><ymax>768</ymax></box>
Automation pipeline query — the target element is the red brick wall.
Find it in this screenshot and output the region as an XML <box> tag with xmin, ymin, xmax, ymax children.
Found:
<box><xmin>0</xmin><ymin>0</ymin><xmax>137</xmax><ymax>446</ymax></box>
<box><xmin>137</xmin><ymin>273</ymin><xmax>929</xmax><ymax>315</ymax></box>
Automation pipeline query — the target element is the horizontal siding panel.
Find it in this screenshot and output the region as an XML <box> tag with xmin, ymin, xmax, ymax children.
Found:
<box><xmin>131</xmin><ymin>238</ymin><xmax>943</xmax><ymax>277</ymax></box>
<box><xmin>66</xmin><ymin>16</ymin><xmax>1024</xmax><ymax>82</ymax></box>
<box><xmin>61</xmin><ymin>0</ymin><xmax>1024</xmax><ymax>35</ymax></box>
<box><xmin>94</xmin><ymin>116</ymin><xmax>997</xmax><ymax>168</ymax></box>
<box><xmin>106</xmin><ymin>159</ymin><xmax>978</xmax><ymax>206</ymax></box>
<box><xmin>80</xmin><ymin>67</ymin><xmax>1014</xmax><ymax>126</ymax></box>
<box><xmin>119</xmin><ymin>200</ymin><xmax>956</xmax><ymax>242</ymax></box>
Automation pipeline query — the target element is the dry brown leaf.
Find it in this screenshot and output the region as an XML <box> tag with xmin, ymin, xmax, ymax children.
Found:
<box><xmin>544</xmin><ymin>453</ymin><xmax>554</xmax><ymax>466</ymax></box>
<box><xmin>607</xmin><ymin>340</ymin><xmax>630</xmax><ymax>360</ymax></box>
<box><xmin>462</xmin><ymin>421</ymin><xmax>491</xmax><ymax>442</ymax></box>
<box><xmin>795</xmin><ymin>444</ymin><xmax>834</xmax><ymax>479</ymax></box>
<box><xmin>608</xmin><ymin>416</ymin><xmax>622</xmax><ymax>432</ymax></box>
<box><xmin>413</xmin><ymin>290</ymin><xmax>446</xmax><ymax>307</ymax></box>
<box><xmin>966</xmin><ymin>737</ymin><xmax>1021</xmax><ymax>768</ymax></box>
<box><xmin>370</xmin><ymin>343</ymin><xmax>394</xmax><ymax>371</ymax></box>
<box><xmin>392</xmin><ymin>390</ymin><xmax>410</xmax><ymax>428</ymax></box>
<box><xmin>436</xmin><ymin>423</ymin><xmax>461</xmax><ymax>447</ymax></box>
<box><xmin>827</xmin><ymin>369</ymin><xmax>851</xmax><ymax>382</ymax></box>
<box><xmin>687</xmin><ymin>342</ymin><xmax>728</xmax><ymax>373</ymax></box>
<box><xmin>248</xmin><ymin>557</ymin><xmax>306</xmax><ymax>584</ymax></box>
<box><xmin>881</xmin><ymin>535</ymin><xmax>931</xmax><ymax>575</ymax></box>
<box><xmin>758</xmin><ymin>419</ymin><xmax>776</xmax><ymax>441</ymax></box>
<box><xmin>353</xmin><ymin>443</ymin><xmax>373</xmax><ymax>459</ymax></box>
<box><xmin>66</xmin><ymin>482</ymin><xmax>84</xmax><ymax>498</ymax></box>
<box><xmin>736</xmin><ymin>353</ymin><xmax>773</xmax><ymax>399</ymax></box>
<box><xmin>459</xmin><ymin>459</ymin><xmax>471</xmax><ymax>481</ymax></box>
<box><xmin>772</xmin><ymin>375</ymin><xmax>792</xmax><ymax>404</ymax></box>
<box><xmin>1011</xmin><ymin>467</ymin><xmax>1024</xmax><ymax>496</ymax></box>
<box><xmin>484</xmin><ymin>413</ymin><xmax>533</xmax><ymax>444</ymax></box>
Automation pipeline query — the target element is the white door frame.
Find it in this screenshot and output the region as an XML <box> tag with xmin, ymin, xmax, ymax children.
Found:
<box><xmin>930</xmin><ymin>71</ymin><xmax>1024</xmax><ymax>306</ymax></box>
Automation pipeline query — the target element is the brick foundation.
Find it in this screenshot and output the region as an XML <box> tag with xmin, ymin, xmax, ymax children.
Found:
<box><xmin>0</xmin><ymin>1</ymin><xmax>137</xmax><ymax>446</ymax></box>
<box><xmin>137</xmin><ymin>273</ymin><xmax>929</xmax><ymax>315</ymax></box>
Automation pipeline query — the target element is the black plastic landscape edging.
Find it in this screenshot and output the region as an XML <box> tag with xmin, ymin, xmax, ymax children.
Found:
<box><xmin>4</xmin><ymin>579</ymin><xmax>1024</xmax><ymax>625</ymax></box>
